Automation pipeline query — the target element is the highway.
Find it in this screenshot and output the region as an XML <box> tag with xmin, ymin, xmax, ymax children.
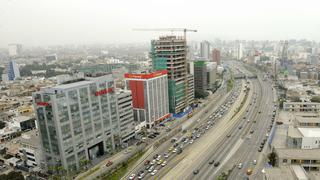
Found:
<box><xmin>197</xmin><ymin>63</ymin><xmax>276</xmax><ymax>180</ymax></box>
<box><xmin>122</xmin><ymin>69</ymin><xmax>238</xmax><ymax>180</ymax></box>
<box><xmin>123</xmin><ymin>62</ymin><xmax>276</xmax><ymax>180</ymax></box>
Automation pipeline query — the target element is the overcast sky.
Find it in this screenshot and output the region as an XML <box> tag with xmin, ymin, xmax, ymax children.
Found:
<box><xmin>0</xmin><ymin>0</ymin><xmax>320</xmax><ymax>47</ymax></box>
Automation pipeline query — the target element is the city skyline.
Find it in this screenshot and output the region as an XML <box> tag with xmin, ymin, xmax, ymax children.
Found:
<box><xmin>1</xmin><ymin>0</ymin><xmax>320</xmax><ymax>47</ymax></box>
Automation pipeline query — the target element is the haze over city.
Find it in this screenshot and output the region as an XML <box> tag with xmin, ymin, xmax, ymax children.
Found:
<box><xmin>1</xmin><ymin>0</ymin><xmax>320</xmax><ymax>47</ymax></box>
<box><xmin>1</xmin><ymin>1</ymin><xmax>320</xmax><ymax>180</ymax></box>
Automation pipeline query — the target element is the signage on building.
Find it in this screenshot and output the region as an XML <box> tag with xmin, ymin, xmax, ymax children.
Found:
<box><xmin>124</xmin><ymin>70</ymin><xmax>167</xmax><ymax>79</ymax></box>
<box><xmin>36</xmin><ymin>102</ymin><xmax>50</xmax><ymax>106</ymax></box>
<box><xmin>95</xmin><ymin>87</ymin><xmax>114</xmax><ymax>96</ymax></box>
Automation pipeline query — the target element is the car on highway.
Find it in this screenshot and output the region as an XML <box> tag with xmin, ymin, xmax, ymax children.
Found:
<box><xmin>193</xmin><ymin>169</ymin><xmax>199</xmax><ymax>175</ymax></box>
<box><xmin>164</xmin><ymin>153</ymin><xmax>169</xmax><ymax>158</ymax></box>
<box><xmin>148</xmin><ymin>166</ymin><xmax>154</xmax><ymax>173</ymax></box>
<box><xmin>246</xmin><ymin>169</ymin><xmax>253</xmax><ymax>175</ymax></box>
<box><xmin>144</xmin><ymin>160</ymin><xmax>150</xmax><ymax>166</ymax></box>
<box><xmin>157</xmin><ymin>159</ymin><xmax>163</xmax><ymax>165</ymax></box>
<box><xmin>153</xmin><ymin>154</ymin><xmax>159</xmax><ymax>159</ymax></box>
<box><xmin>129</xmin><ymin>174</ymin><xmax>136</xmax><ymax>180</ymax></box>
<box><xmin>238</xmin><ymin>163</ymin><xmax>243</xmax><ymax>169</ymax></box>
<box><xmin>106</xmin><ymin>160</ymin><xmax>113</xmax><ymax>167</ymax></box>
<box><xmin>214</xmin><ymin>162</ymin><xmax>220</xmax><ymax>167</ymax></box>
<box><xmin>209</xmin><ymin>160</ymin><xmax>215</xmax><ymax>165</ymax></box>
<box><xmin>227</xmin><ymin>134</ymin><xmax>231</xmax><ymax>138</ymax></box>
<box><xmin>138</xmin><ymin>171</ymin><xmax>145</xmax><ymax>179</ymax></box>
<box><xmin>189</xmin><ymin>139</ymin><xmax>194</xmax><ymax>144</ymax></box>
<box><xmin>250</xmin><ymin>130</ymin><xmax>254</xmax><ymax>134</ymax></box>
<box><xmin>161</xmin><ymin>161</ymin><xmax>167</xmax><ymax>167</ymax></box>
<box><xmin>238</xmin><ymin>126</ymin><xmax>242</xmax><ymax>129</ymax></box>
<box><xmin>145</xmin><ymin>165</ymin><xmax>151</xmax><ymax>170</ymax></box>
<box><xmin>150</xmin><ymin>159</ymin><xmax>156</xmax><ymax>165</ymax></box>
<box><xmin>253</xmin><ymin>159</ymin><xmax>257</xmax><ymax>165</ymax></box>
<box><xmin>172</xmin><ymin>148</ymin><xmax>177</xmax><ymax>153</ymax></box>
<box><xmin>151</xmin><ymin>169</ymin><xmax>158</xmax><ymax>176</ymax></box>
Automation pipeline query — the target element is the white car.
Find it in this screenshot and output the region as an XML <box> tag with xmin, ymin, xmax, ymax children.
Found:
<box><xmin>129</xmin><ymin>174</ymin><xmax>136</xmax><ymax>180</ymax></box>
<box><xmin>172</xmin><ymin>148</ymin><xmax>177</xmax><ymax>153</ymax></box>
<box><xmin>161</xmin><ymin>161</ymin><xmax>167</xmax><ymax>167</ymax></box>
<box><xmin>253</xmin><ymin>159</ymin><xmax>257</xmax><ymax>165</ymax></box>
<box><xmin>151</xmin><ymin>169</ymin><xmax>158</xmax><ymax>176</ymax></box>
<box><xmin>189</xmin><ymin>140</ymin><xmax>194</xmax><ymax>144</ymax></box>
<box><xmin>238</xmin><ymin>163</ymin><xmax>243</xmax><ymax>169</ymax></box>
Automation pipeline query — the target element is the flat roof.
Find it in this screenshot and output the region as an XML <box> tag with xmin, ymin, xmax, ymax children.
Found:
<box><xmin>291</xmin><ymin>165</ymin><xmax>308</xmax><ymax>180</ymax></box>
<box><xmin>288</xmin><ymin>126</ymin><xmax>302</xmax><ymax>138</ymax></box>
<box><xmin>298</xmin><ymin>128</ymin><xmax>320</xmax><ymax>137</ymax></box>
<box><xmin>53</xmin><ymin>80</ymin><xmax>93</xmax><ymax>90</ymax></box>
<box><xmin>276</xmin><ymin>148</ymin><xmax>320</xmax><ymax>160</ymax></box>
<box><xmin>296</xmin><ymin>116</ymin><xmax>320</xmax><ymax>124</ymax></box>
<box><xmin>264</xmin><ymin>166</ymin><xmax>295</xmax><ymax>180</ymax></box>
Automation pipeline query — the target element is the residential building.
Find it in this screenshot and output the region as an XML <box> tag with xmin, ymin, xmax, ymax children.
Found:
<box><xmin>206</xmin><ymin>62</ymin><xmax>217</xmax><ymax>90</ymax></box>
<box><xmin>7</xmin><ymin>60</ymin><xmax>21</xmax><ymax>81</ymax></box>
<box><xmin>18</xmin><ymin>130</ymin><xmax>43</xmax><ymax>168</ymax></box>
<box><xmin>8</xmin><ymin>44</ymin><xmax>22</xmax><ymax>57</ymax></box>
<box><xmin>125</xmin><ymin>70</ymin><xmax>170</xmax><ymax>128</ymax></box>
<box><xmin>212</xmin><ymin>49</ymin><xmax>221</xmax><ymax>65</ymax></box>
<box><xmin>283</xmin><ymin>102</ymin><xmax>320</xmax><ymax>112</ymax></box>
<box><xmin>33</xmin><ymin>74</ymin><xmax>122</xmax><ymax>171</ymax></box>
<box><xmin>116</xmin><ymin>90</ymin><xmax>135</xmax><ymax>142</ymax></box>
<box><xmin>187</xmin><ymin>74</ymin><xmax>195</xmax><ymax>105</ymax></box>
<box><xmin>200</xmin><ymin>41</ymin><xmax>210</xmax><ymax>60</ymax></box>
<box><xmin>287</xmin><ymin>126</ymin><xmax>320</xmax><ymax>149</ymax></box>
<box><xmin>194</xmin><ymin>61</ymin><xmax>207</xmax><ymax>94</ymax></box>
<box><xmin>237</xmin><ymin>43</ymin><xmax>243</xmax><ymax>60</ymax></box>
<box><xmin>151</xmin><ymin>36</ymin><xmax>193</xmax><ymax>113</ymax></box>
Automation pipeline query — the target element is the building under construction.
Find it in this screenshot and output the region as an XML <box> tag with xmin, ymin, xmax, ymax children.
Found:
<box><xmin>151</xmin><ymin>36</ymin><xmax>194</xmax><ymax>113</ymax></box>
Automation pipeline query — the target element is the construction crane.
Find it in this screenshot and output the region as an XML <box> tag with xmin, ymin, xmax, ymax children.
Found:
<box><xmin>132</xmin><ymin>28</ymin><xmax>197</xmax><ymax>40</ymax></box>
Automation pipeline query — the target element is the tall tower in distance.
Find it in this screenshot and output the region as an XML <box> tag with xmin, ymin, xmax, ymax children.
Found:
<box><xmin>212</xmin><ymin>48</ymin><xmax>221</xmax><ymax>65</ymax></box>
<box><xmin>200</xmin><ymin>40</ymin><xmax>210</xmax><ymax>60</ymax></box>
<box><xmin>7</xmin><ymin>60</ymin><xmax>20</xmax><ymax>81</ymax></box>
<box><xmin>8</xmin><ymin>44</ymin><xmax>22</xmax><ymax>57</ymax></box>
<box><xmin>237</xmin><ymin>43</ymin><xmax>243</xmax><ymax>60</ymax></box>
<box><xmin>151</xmin><ymin>36</ymin><xmax>193</xmax><ymax>114</ymax></box>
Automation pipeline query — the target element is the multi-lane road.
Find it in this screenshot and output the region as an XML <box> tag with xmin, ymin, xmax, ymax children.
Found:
<box><xmin>123</xmin><ymin>62</ymin><xmax>277</xmax><ymax>180</ymax></box>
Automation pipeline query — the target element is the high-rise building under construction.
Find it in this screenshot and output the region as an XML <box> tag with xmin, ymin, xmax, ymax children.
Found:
<box><xmin>151</xmin><ymin>36</ymin><xmax>194</xmax><ymax>113</ymax></box>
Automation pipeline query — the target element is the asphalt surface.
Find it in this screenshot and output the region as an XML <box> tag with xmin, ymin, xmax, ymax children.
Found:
<box><xmin>122</xmin><ymin>70</ymin><xmax>235</xmax><ymax>180</ymax></box>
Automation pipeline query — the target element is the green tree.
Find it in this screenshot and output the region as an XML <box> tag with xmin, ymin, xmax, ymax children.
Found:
<box><xmin>0</xmin><ymin>171</ymin><xmax>24</xmax><ymax>180</ymax></box>
<box><xmin>268</xmin><ymin>151</ymin><xmax>277</xmax><ymax>166</ymax></box>
<box><xmin>195</xmin><ymin>90</ymin><xmax>209</xmax><ymax>99</ymax></box>
<box><xmin>0</xmin><ymin>121</ymin><xmax>5</xmax><ymax>129</ymax></box>
<box><xmin>311</xmin><ymin>96</ymin><xmax>320</xmax><ymax>103</ymax></box>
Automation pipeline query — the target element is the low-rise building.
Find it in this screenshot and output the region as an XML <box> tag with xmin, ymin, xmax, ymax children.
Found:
<box><xmin>283</xmin><ymin>102</ymin><xmax>320</xmax><ymax>112</ymax></box>
<box><xmin>116</xmin><ymin>90</ymin><xmax>135</xmax><ymax>142</ymax></box>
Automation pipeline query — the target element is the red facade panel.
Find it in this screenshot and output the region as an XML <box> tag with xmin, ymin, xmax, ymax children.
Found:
<box><xmin>129</xmin><ymin>80</ymin><xmax>145</xmax><ymax>109</ymax></box>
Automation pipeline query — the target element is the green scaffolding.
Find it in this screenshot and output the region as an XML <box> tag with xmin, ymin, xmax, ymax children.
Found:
<box><xmin>168</xmin><ymin>80</ymin><xmax>185</xmax><ymax>113</ymax></box>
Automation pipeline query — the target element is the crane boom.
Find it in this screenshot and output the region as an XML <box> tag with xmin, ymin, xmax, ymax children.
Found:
<box><xmin>132</xmin><ymin>28</ymin><xmax>197</xmax><ymax>39</ymax></box>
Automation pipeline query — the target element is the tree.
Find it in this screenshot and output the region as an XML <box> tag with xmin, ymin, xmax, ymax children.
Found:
<box><xmin>0</xmin><ymin>121</ymin><xmax>6</xmax><ymax>129</ymax></box>
<box><xmin>311</xmin><ymin>96</ymin><xmax>320</xmax><ymax>103</ymax></box>
<box><xmin>0</xmin><ymin>171</ymin><xmax>24</xmax><ymax>180</ymax></box>
<box><xmin>268</xmin><ymin>151</ymin><xmax>277</xmax><ymax>166</ymax></box>
<box><xmin>195</xmin><ymin>90</ymin><xmax>209</xmax><ymax>99</ymax></box>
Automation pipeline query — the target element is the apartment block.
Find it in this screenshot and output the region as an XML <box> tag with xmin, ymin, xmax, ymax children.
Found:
<box><xmin>151</xmin><ymin>36</ymin><xmax>193</xmax><ymax>113</ymax></box>
<box><xmin>125</xmin><ymin>70</ymin><xmax>170</xmax><ymax>128</ymax></box>
<box><xmin>116</xmin><ymin>90</ymin><xmax>136</xmax><ymax>142</ymax></box>
<box><xmin>283</xmin><ymin>102</ymin><xmax>320</xmax><ymax>112</ymax></box>
<box><xmin>33</xmin><ymin>74</ymin><xmax>122</xmax><ymax>171</ymax></box>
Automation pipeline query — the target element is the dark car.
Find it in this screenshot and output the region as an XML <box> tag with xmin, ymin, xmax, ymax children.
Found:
<box><xmin>153</xmin><ymin>154</ymin><xmax>159</xmax><ymax>159</ymax></box>
<box><xmin>238</xmin><ymin>126</ymin><xmax>242</xmax><ymax>129</ymax></box>
<box><xmin>193</xmin><ymin>170</ymin><xmax>199</xmax><ymax>175</ymax></box>
<box><xmin>214</xmin><ymin>162</ymin><xmax>220</xmax><ymax>167</ymax></box>
<box><xmin>209</xmin><ymin>160</ymin><xmax>215</xmax><ymax>164</ymax></box>
<box><xmin>144</xmin><ymin>160</ymin><xmax>150</xmax><ymax>166</ymax></box>
<box><xmin>154</xmin><ymin>132</ymin><xmax>160</xmax><ymax>135</ymax></box>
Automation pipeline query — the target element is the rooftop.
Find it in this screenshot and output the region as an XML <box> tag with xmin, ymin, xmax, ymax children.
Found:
<box><xmin>264</xmin><ymin>166</ymin><xmax>295</xmax><ymax>180</ymax></box>
<box><xmin>276</xmin><ymin>148</ymin><xmax>320</xmax><ymax>160</ymax></box>
<box><xmin>298</xmin><ymin>128</ymin><xmax>320</xmax><ymax>137</ymax></box>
